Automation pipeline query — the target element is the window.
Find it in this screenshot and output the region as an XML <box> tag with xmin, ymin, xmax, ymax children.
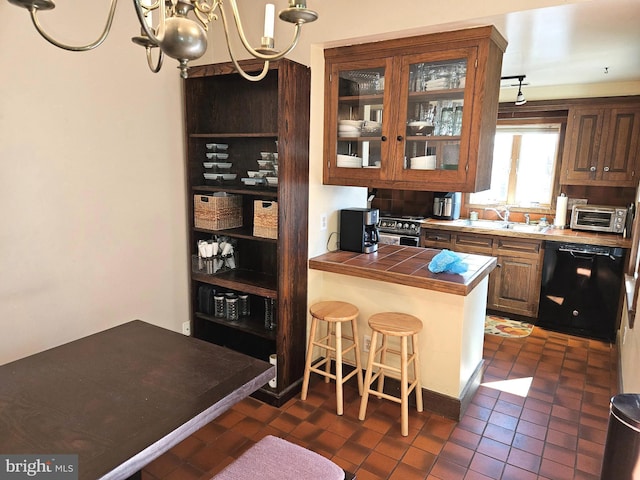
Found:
<box><xmin>469</xmin><ymin>123</ymin><xmax>561</xmax><ymax>207</ymax></box>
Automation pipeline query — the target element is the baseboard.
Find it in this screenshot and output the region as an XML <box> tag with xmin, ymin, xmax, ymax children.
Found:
<box><xmin>252</xmin><ymin>378</ymin><xmax>303</xmax><ymax>407</ymax></box>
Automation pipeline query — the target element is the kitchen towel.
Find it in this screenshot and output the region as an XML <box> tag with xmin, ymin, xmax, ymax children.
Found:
<box><xmin>555</xmin><ymin>194</ymin><xmax>568</xmax><ymax>227</ymax></box>
<box><xmin>428</xmin><ymin>249</ymin><xmax>468</xmax><ymax>274</ymax></box>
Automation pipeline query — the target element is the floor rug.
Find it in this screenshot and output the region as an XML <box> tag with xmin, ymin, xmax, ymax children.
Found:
<box><xmin>485</xmin><ymin>315</ymin><xmax>534</xmax><ymax>338</ymax></box>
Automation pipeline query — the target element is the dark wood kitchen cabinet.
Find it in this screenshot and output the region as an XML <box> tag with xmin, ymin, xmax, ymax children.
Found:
<box><xmin>183</xmin><ymin>59</ymin><xmax>310</xmax><ymax>406</ymax></box>
<box><xmin>323</xmin><ymin>26</ymin><xmax>506</xmax><ymax>192</ymax></box>
<box><xmin>487</xmin><ymin>237</ymin><xmax>543</xmax><ymax>318</ymax></box>
<box><xmin>561</xmin><ymin>103</ymin><xmax>640</xmax><ymax>186</ymax></box>
<box><xmin>421</xmin><ymin>229</ymin><xmax>543</xmax><ymax>317</ymax></box>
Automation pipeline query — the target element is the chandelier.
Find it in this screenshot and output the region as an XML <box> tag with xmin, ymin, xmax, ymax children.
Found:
<box><xmin>8</xmin><ymin>0</ymin><xmax>318</xmax><ymax>79</ymax></box>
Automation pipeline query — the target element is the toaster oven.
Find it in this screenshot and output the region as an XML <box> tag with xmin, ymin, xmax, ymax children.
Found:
<box><xmin>570</xmin><ymin>205</ymin><xmax>627</xmax><ymax>234</ymax></box>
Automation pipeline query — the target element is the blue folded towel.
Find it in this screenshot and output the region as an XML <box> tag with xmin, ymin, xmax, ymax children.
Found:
<box><xmin>428</xmin><ymin>249</ymin><xmax>468</xmax><ymax>274</ymax></box>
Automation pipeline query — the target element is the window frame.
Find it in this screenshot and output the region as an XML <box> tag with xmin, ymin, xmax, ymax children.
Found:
<box><xmin>465</xmin><ymin>117</ymin><xmax>566</xmax><ymax>215</ymax></box>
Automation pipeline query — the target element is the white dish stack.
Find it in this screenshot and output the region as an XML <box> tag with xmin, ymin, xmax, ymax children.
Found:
<box><xmin>338</xmin><ymin>119</ymin><xmax>363</xmax><ymax>138</ymax></box>
<box><xmin>241</xmin><ymin>148</ymin><xmax>278</xmax><ymax>187</ymax></box>
<box><xmin>203</xmin><ymin>144</ymin><xmax>237</xmax><ymax>182</ymax></box>
<box><xmin>409</xmin><ymin>155</ymin><xmax>437</xmax><ymax>170</ymax></box>
<box><xmin>336</xmin><ymin>154</ymin><xmax>363</xmax><ymax>168</ymax></box>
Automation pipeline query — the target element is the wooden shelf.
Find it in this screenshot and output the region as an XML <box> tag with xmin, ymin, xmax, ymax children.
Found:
<box><xmin>407</xmin><ymin>88</ymin><xmax>465</xmax><ymax>101</ymax></box>
<box><xmin>194</xmin><ymin>226</ymin><xmax>278</xmax><ymax>243</ymax></box>
<box><xmin>192</xmin><ymin>184</ymin><xmax>278</xmax><ymax>198</ymax></box>
<box><xmin>190</xmin><ymin>133</ymin><xmax>279</xmax><ymax>138</ymax></box>
<box><xmin>338</xmin><ymin>93</ymin><xmax>384</xmax><ymax>103</ymax></box>
<box><xmin>195</xmin><ymin>312</ymin><xmax>276</xmax><ymax>341</ymax></box>
<box><xmin>192</xmin><ymin>269</ymin><xmax>277</xmax><ymax>298</ymax></box>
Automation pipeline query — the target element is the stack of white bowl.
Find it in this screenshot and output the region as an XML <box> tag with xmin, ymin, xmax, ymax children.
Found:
<box><xmin>203</xmin><ymin>143</ymin><xmax>237</xmax><ymax>181</ymax></box>
<box><xmin>338</xmin><ymin>120</ymin><xmax>363</xmax><ymax>138</ymax></box>
<box><xmin>337</xmin><ymin>154</ymin><xmax>363</xmax><ymax>168</ymax></box>
<box><xmin>242</xmin><ymin>151</ymin><xmax>278</xmax><ymax>186</ymax></box>
<box><xmin>409</xmin><ymin>155</ymin><xmax>437</xmax><ymax>170</ymax></box>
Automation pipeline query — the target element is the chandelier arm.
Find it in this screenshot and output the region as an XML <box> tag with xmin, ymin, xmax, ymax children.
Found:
<box><xmin>227</xmin><ymin>0</ymin><xmax>302</xmax><ymax>61</ymax></box>
<box><xmin>28</xmin><ymin>0</ymin><xmax>119</xmax><ymax>52</ymax></box>
<box><xmin>132</xmin><ymin>0</ymin><xmax>160</xmax><ymax>46</ymax></box>
<box><xmin>146</xmin><ymin>46</ymin><xmax>164</xmax><ymax>73</ymax></box>
<box><xmin>218</xmin><ymin>5</ymin><xmax>269</xmax><ymax>82</ymax></box>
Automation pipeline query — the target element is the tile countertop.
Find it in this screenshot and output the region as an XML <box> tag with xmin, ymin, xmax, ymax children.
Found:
<box><xmin>308</xmin><ymin>244</ymin><xmax>497</xmax><ymax>296</ymax></box>
<box><xmin>422</xmin><ymin>219</ymin><xmax>633</xmax><ymax>248</ymax></box>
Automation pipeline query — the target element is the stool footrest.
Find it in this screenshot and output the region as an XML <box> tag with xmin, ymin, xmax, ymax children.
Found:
<box><xmin>309</xmin><ymin>361</ymin><xmax>360</xmax><ymax>385</ymax></box>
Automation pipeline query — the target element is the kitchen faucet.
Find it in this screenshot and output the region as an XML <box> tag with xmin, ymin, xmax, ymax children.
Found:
<box><xmin>485</xmin><ymin>206</ymin><xmax>510</xmax><ymax>223</ymax></box>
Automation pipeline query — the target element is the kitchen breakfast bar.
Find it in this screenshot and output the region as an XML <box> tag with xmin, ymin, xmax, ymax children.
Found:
<box><xmin>309</xmin><ymin>244</ymin><xmax>497</xmax><ymax>420</ymax></box>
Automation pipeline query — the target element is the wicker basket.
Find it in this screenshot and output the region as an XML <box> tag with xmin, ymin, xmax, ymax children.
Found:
<box><xmin>194</xmin><ymin>194</ymin><xmax>243</xmax><ymax>230</ymax></box>
<box><xmin>253</xmin><ymin>200</ymin><xmax>278</xmax><ymax>239</ymax></box>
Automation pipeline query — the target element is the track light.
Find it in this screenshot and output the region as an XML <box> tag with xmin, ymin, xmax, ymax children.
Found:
<box><xmin>501</xmin><ymin>75</ymin><xmax>527</xmax><ymax>106</ymax></box>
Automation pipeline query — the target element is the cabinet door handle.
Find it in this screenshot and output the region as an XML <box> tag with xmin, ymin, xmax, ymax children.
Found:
<box><xmin>397</xmin><ymin>135</ymin><xmax>404</xmax><ymax>142</ymax></box>
<box><xmin>381</xmin><ymin>135</ymin><xmax>387</xmax><ymax>142</ymax></box>
<box><xmin>604</xmin><ymin>166</ymin><xmax>610</xmax><ymax>172</ymax></box>
<box><xmin>590</xmin><ymin>166</ymin><xmax>596</xmax><ymax>172</ymax></box>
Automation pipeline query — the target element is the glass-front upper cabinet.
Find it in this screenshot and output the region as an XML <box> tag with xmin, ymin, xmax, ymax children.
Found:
<box><xmin>324</xmin><ymin>58</ymin><xmax>393</xmax><ymax>184</ymax></box>
<box><xmin>396</xmin><ymin>50</ymin><xmax>475</xmax><ymax>178</ymax></box>
<box><xmin>323</xmin><ymin>27</ymin><xmax>507</xmax><ymax>192</ymax></box>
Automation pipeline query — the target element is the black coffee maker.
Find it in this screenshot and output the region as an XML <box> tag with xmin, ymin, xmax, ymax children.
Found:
<box><xmin>340</xmin><ymin>208</ymin><xmax>379</xmax><ymax>253</ymax></box>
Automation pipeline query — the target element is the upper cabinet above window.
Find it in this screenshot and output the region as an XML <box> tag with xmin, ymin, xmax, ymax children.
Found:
<box><xmin>323</xmin><ymin>26</ymin><xmax>507</xmax><ymax>193</ymax></box>
<box><xmin>561</xmin><ymin>104</ymin><xmax>640</xmax><ymax>187</ymax></box>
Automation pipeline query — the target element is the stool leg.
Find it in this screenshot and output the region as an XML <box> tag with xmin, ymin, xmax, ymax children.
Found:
<box><xmin>376</xmin><ymin>334</ymin><xmax>387</xmax><ymax>397</ymax></box>
<box><xmin>350</xmin><ymin>319</ymin><xmax>364</xmax><ymax>395</ymax></box>
<box><xmin>324</xmin><ymin>322</ymin><xmax>332</xmax><ymax>383</ymax></box>
<box><xmin>301</xmin><ymin>316</ymin><xmax>318</xmax><ymax>400</ymax></box>
<box><xmin>358</xmin><ymin>331</ymin><xmax>378</xmax><ymax>421</ymax></box>
<box><xmin>400</xmin><ymin>335</ymin><xmax>409</xmax><ymax>436</ymax></box>
<box><xmin>335</xmin><ymin>321</ymin><xmax>344</xmax><ymax>415</ymax></box>
<box><xmin>412</xmin><ymin>333</ymin><xmax>423</xmax><ymax>413</ymax></box>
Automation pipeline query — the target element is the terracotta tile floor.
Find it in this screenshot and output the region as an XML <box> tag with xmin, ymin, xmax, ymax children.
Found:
<box><xmin>142</xmin><ymin>326</ymin><xmax>618</xmax><ymax>480</ymax></box>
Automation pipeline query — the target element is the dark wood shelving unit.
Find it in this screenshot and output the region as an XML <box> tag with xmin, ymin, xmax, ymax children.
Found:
<box><xmin>183</xmin><ymin>59</ymin><xmax>310</xmax><ymax>406</ymax></box>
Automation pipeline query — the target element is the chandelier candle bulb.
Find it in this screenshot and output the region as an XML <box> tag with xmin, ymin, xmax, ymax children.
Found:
<box><xmin>264</xmin><ymin>4</ymin><xmax>275</xmax><ymax>39</ymax></box>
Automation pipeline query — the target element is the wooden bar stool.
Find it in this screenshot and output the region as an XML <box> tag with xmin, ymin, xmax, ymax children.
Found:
<box><xmin>358</xmin><ymin>312</ymin><xmax>423</xmax><ymax>436</ymax></box>
<box><xmin>301</xmin><ymin>301</ymin><xmax>363</xmax><ymax>415</ymax></box>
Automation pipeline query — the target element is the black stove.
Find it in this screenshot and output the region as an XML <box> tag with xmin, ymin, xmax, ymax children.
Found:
<box><xmin>378</xmin><ymin>216</ymin><xmax>424</xmax><ymax>237</ymax></box>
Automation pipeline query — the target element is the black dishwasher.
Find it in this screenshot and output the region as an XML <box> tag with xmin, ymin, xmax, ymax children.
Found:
<box><xmin>538</xmin><ymin>241</ymin><xmax>626</xmax><ymax>342</ymax></box>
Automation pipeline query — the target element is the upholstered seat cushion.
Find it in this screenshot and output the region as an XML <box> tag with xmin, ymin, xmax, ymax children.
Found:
<box><xmin>211</xmin><ymin>435</ymin><xmax>345</xmax><ymax>480</ymax></box>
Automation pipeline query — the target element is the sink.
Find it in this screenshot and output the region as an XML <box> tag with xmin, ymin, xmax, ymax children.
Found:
<box><xmin>448</xmin><ymin>219</ymin><xmax>547</xmax><ymax>233</ymax></box>
<box><xmin>505</xmin><ymin>223</ymin><xmax>547</xmax><ymax>233</ymax></box>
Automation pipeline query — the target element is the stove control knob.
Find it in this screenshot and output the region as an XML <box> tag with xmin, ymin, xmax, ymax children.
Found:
<box><xmin>403</xmin><ymin>223</ymin><xmax>409</xmax><ymax>229</ymax></box>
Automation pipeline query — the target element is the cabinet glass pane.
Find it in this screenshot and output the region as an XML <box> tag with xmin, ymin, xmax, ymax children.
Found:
<box><xmin>404</xmin><ymin>59</ymin><xmax>466</xmax><ymax>172</ymax></box>
<box><xmin>336</xmin><ymin>68</ymin><xmax>385</xmax><ymax>169</ymax></box>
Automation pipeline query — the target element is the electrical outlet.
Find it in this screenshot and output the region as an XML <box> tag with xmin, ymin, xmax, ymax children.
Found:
<box><xmin>363</xmin><ymin>334</ymin><xmax>371</xmax><ymax>352</ymax></box>
<box><xmin>182</xmin><ymin>321</ymin><xmax>191</xmax><ymax>336</ymax></box>
<box><xmin>320</xmin><ymin>213</ymin><xmax>328</xmax><ymax>231</ymax></box>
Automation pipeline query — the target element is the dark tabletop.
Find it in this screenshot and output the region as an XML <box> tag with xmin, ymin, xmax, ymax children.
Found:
<box><xmin>0</xmin><ymin>320</ymin><xmax>274</xmax><ymax>480</ymax></box>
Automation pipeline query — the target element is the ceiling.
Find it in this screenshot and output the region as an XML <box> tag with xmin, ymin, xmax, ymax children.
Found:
<box><xmin>465</xmin><ymin>0</ymin><xmax>640</xmax><ymax>92</ymax></box>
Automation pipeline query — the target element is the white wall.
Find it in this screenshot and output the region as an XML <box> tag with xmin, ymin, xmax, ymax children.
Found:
<box><xmin>0</xmin><ymin>1</ymin><xmax>188</xmax><ymax>364</ymax></box>
<box><xmin>620</xmin><ymin>296</ymin><xmax>640</xmax><ymax>392</ymax></box>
